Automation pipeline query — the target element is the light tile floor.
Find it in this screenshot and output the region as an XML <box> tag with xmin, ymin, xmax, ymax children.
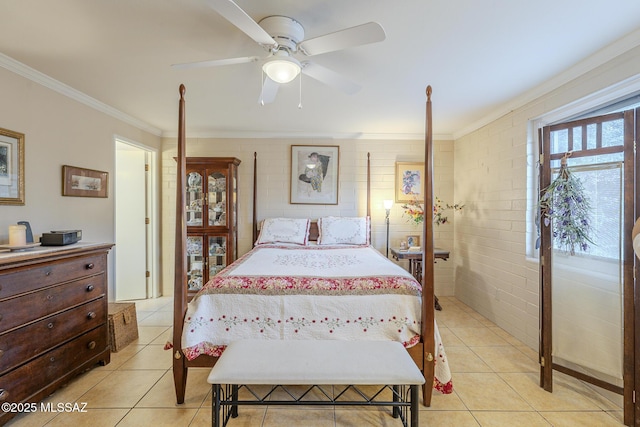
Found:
<box><xmin>6</xmin><ymin>296</ymin><xmax>624</xmax><ymax>426</ymax></box>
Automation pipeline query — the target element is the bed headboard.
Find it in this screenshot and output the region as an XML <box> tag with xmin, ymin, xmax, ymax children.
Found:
<box><xmin>308</xmin><ymin>222</ymin><xmax>320</xmax><ymax>241</ymax></box>
<box><xmin>252</xmin><ymin>152</ymin><xmax>371</xmax><ymax>243</ymax></box>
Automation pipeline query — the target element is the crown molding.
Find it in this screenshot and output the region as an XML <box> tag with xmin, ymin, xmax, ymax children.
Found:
<box><xmin>161</xmin><ymin>129</ymin><xmax>452</xmax><ymax>141</ymax></box>
<box><xmin>0</xmin><ymin>53</ymin><xmax>162</xmax><ymax>137</ymax></box>
<box><xmin>452</xmin><ymin>27</ymin><xmax>640</xmax><ymax>140</ymax></box>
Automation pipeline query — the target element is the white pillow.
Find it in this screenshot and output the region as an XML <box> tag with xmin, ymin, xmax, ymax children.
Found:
<box><xmin>317</xmin><ymin>216</ymin><xmax>370</xmax><ymax>245</ymax></box>
<box><xmin>255</xmin><ymin>218</ymin><xmax>310</xmax><ymax>245</ymax></box>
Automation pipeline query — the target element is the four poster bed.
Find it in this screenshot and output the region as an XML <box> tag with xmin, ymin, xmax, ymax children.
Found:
<box><xmin>171</xmin><ymin>85</ymin><xmax>450</xmax><ymax>406</ymax></box>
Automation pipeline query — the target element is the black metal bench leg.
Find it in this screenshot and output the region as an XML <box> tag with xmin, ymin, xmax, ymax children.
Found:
<box><xmin>392</xmin><ymin>385</ymin><xmax>400</xmax><ymax>418</ymax></box>
<box><xmin>410</xmin><ymin>385</ymin><xmax>419</xmax><ymax>427</ymax></box>
<box><xmin>231</xmin><ymin>384</ymin><xmax>239</xmax><ymax>418</ymax></box>
<box><xmin>212</xmin><ymin>384</ymin><xmax>221</xmax><ymax>427</ymax></box>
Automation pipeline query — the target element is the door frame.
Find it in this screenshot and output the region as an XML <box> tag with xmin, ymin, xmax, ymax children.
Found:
<box><xmin>114</xmin><ymin>136</ymin><xmax>160</xmax><ymax>299</ymax></box>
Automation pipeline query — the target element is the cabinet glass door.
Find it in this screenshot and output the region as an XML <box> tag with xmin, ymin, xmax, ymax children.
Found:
<box><xmin>186</xmin><ymin>235</ymin><xmax>204</xmax><ymax>291</ymax></box>
<box><xmin>186</xmin><ymin>171</ymin><xmax>203</xmax><ymax>226</ymax></box>
<box><xmin>208</xmin><ymin>235</ymin><xmax>227</xmax><ymax>277</ymax></box>
<box><xmin>208</xmin><ymin>172</ymin><xmax>226</xmax><ymax>227</ymax></box>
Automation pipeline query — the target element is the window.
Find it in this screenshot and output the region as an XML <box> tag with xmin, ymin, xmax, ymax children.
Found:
<box><xmin>527</xmin><ymin>79</ymin><xmax>640</xmax><ymax>259</ymax></box>
<box><xmin>546</xmin><ymin>115</ymin><xmax>625</xmax><ymax>259</ymax></box>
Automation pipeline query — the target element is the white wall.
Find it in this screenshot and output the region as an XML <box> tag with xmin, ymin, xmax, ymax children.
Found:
<box><xmin>453</xmin><ymin>44</ymin><xmax>640</xmax><ymax>349</ymax></box>
<box><xmin>0</xmin><ymin>67</ymin><xmax>162</xmax><ymax>299</ymax></box>
<box><xmin>161</xmin><ymin>137</ymin><xmax>457</xmax><ymax>297</ymax></box>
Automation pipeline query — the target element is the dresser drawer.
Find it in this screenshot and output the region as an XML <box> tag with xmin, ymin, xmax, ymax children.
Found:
<box><xmin>0</xmin><ymin>298</ymin><xmax>105</xmax><ymax>375</ymax></box>
<box><xmin>0</xmin><ymin>326</ymin><xmax>107</xmax><ymax>405</ymax></box>
<box><xmin>0</xmin><ymin>253</ymin><xmax>106</xmax><ymax>299</ymax></box>
<box><xmin>0</xmin><ymin>275</ymin><xmax>105</xmax><ymax>333</ymax></box>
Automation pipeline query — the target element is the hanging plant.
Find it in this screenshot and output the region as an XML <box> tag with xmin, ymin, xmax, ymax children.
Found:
<box><xmin>539</xmin><ymin>155</ymin><xmax>594</xmax><ymax>255</ymax></box>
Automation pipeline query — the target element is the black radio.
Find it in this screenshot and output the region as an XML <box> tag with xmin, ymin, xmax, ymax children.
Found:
<box><xmin>40</xmin><ymin>230</ymin><xmax>82</xmax><ymax>246</ymax></box>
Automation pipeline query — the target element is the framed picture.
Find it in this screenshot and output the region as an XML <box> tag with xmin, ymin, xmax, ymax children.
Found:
<box><xmin>407</xmin><ymin>235</ymin><xmax>420</xmax><ymax>248</ymax></box>
<box><xmin>0</xmin><ymin>127</ymin><xmax>25</xmax><ymax>205</ymax></box>
<box><xmin>62</xmin><ymin>165</ymin><xmax>109</xmax><ymax>198</ymax></box>
<box><xmin>290</xmin><ymin>145</ymin><xmax>339</xmax><ymax>204</ymax></box>
<box><xmin>395</xmin><ymin>161</ymin><xmax>424</xmax><ymax>203</ymax></box>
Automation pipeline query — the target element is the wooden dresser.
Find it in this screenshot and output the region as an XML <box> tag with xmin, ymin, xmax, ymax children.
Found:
<box><xmin>0</xmin><ymin>243</ymin><xmax>113</xmax><ymax>424</ymax></box>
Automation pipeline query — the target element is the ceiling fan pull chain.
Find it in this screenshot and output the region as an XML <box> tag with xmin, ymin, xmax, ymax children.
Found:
<box><xmin>298</xmin><ymin>73</ymin><xmax>303</xmax><ymax>109</ymax></box>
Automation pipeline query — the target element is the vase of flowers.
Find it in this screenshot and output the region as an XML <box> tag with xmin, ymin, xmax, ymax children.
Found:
<box><xmin>402</xmin><ymin>194</ymin><xmax>464</xmax><ymax>226</ymax></box>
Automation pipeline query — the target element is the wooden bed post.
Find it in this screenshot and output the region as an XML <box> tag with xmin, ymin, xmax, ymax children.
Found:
<box><xmin>252</xmin><ymin>152</ymin><xmax>258</xmax><ymax>243</ymax></box>
<box><xmin>421</xmin><ymin>85</ymin><xmax>436</xmax><ymax>406</ymax></box>
<box><xmin>367</xmin><ymin>152</ymin><xmax>371</xmax><ymax>218</ymax></box>
<box><xmin>173</xmin><ymin>84</ymin><xmax>188</xmax><ymax>404</ymax></box>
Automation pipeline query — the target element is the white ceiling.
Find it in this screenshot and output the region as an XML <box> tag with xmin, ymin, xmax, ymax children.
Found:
<box><xmin>2</xmin><ymin>0</ymin><xmax>640</xmax><ymax>139</ymax></box>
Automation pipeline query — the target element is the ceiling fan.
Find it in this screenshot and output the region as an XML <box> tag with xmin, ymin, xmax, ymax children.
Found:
<box><xmin>172</xmin><ymin>0</ymin><xmax>386</xmax><ymax>104</ymax></box>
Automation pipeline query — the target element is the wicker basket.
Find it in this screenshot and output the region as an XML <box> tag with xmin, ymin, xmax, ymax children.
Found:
<box><xmin>108</xmin><ymin>302</ymin><xmax>138</xmax><ymax>352</ymax></box>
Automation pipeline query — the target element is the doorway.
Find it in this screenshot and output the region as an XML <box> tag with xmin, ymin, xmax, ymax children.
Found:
<box><xmin>115</xmin><ymin>138</ymin><xmax>158</xmax><ymax>300</ymax></box>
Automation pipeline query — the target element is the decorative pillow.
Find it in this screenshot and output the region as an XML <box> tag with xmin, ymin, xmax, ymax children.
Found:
<box><xmin>317</xmin><ymin>216</ymin><xmax>370</xmax><ymax>245</ymax></box>
<box><xmin>255</xmin><ymin>218</ymin><xmax>310</xmax><ymax>245</ymax></box>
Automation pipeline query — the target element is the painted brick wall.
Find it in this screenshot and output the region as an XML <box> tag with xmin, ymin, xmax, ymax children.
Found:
<box><xmin>452</xmin><ymin>44</ymin><xmax>640</xmax><ymax>349</ymax></box>
<box><xmin>453</xmin><ymin>117</ymin><xmax>539</xmax><ymax>348</ymax></box>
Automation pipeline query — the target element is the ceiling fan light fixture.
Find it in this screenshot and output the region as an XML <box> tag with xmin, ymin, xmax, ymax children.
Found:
<box><xmin>263</xmin><ymin>55</ymin><xmax>301</xmax><ymax>84</ymax></box>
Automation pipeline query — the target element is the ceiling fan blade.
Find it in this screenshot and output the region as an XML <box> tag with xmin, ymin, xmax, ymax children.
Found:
<box><xmin>172</xmin><ymin>56</ymin><xmax>259</xmax><ymax>70</ymax></box>
<box><xmin>206</xmin><ymin>0</ymin><xmax>277</xmax><ymax>47</ymax></box>
<box><xmin>258</xmin><ymin>76</ymin><xmax>279</xmax><ymax>104</ymax></box>
<box><xmin>301</xmin><ymin>62</ymin><xmax>361</xmax><ymax>95</ymax></box>
<box><xmin>298</xmin><ymin>22</ymin><xmax>386</xmax><ymax>56</ymax></box>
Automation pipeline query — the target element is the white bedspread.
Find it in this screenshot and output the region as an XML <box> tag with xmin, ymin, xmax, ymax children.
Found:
<box><xmin>181</xmin><ymin>244</ymin><xmax>452</xmax><ymax>393</ymax></box>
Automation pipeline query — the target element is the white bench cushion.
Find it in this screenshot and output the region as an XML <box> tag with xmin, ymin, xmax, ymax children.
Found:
<box><xmin>208</xmin><ymin>340</ymin><xmax>425</xmax><ymax>386</ymax></box>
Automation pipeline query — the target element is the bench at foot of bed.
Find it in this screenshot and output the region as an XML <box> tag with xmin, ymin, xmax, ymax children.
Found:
<box><xmin>207</xmin><ymin>340</ymin><xmax>425</xmax><ymax>427</ymax></box>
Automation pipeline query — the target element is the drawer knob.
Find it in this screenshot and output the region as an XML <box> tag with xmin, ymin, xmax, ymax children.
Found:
<box><xmin>46</xmin><ymin>295</ymin><xmax>54</xmax><ymax>301</ymax></box>
<box><xmin>86</xmin><ymin>263</ymin><xmax>95</xmax><ymax>270</ymax></box>
<box><xmin>0</xmin><ymin>389</ymin><xmax>9</xmax><ymax>401</ymax></box>
<box><xmin>47</xmin><ymin>322</ymin><xmax>54</xmax><ymax>329</ymax></box>
<box><xmin>87</xmin><ymin>341</ymin><xmax>96</xmax><ymax>350</ymax></box>
<box><xmin>87</xmin><ymin>311</ymin><xmax>96</xmax><ymax>319</ymax></box>
<box><xmin>50</xmin><ymin>356</ymin><xmax>55</xmax><ymax>363</ymax></box>
<box><xmin>86</xmin><ymin>284</ymin><xmax>94</xmax><ymax>292</ymax></box>
<box><xmin>0</xmin><ymin>349</ymin><xmax>4</xmax><ymax>358</ymax></box>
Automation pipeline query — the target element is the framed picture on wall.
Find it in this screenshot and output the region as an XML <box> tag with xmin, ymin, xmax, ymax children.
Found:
<box><xmin>395</xmin><ymin>161</ymin><xmax>424</xmax><ymax>203</ymax></box>
<box><xmin>290</xmin><ymin>145</ymin><xmax>339</xmax><ymax>204</ymax></box>
<box><xmin>62</xmin><ymin>165</ymin><xmax>109</xmax><ymax>198</ymax></box>
<box><xmin>0</xmin><ymin>127</ymin><xmax>25</xmax><ymax>206</ymax></box>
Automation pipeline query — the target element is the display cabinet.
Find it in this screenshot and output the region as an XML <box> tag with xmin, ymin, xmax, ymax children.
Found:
<box><xmin>185</xmin><ymin>157</ymin><xmax>240</xmax><ymax>296</ymax></box>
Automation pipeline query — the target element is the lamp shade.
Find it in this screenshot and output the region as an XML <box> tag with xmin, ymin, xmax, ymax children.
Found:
<box><xmin>383</xmin><ymin>200</ymin><xmax>393</xmax><ymax>210</ymax></box>
<box><xmin>263</xmin><ymin>55</ymin><xmax>301</xmax><ymax>84</ymax></box>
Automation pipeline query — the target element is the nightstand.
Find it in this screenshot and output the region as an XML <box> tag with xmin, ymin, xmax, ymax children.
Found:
<box><xmin>390</xmin><ymin>247</ymin><xmax>449</xmax><ymax>310</ymax></box>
